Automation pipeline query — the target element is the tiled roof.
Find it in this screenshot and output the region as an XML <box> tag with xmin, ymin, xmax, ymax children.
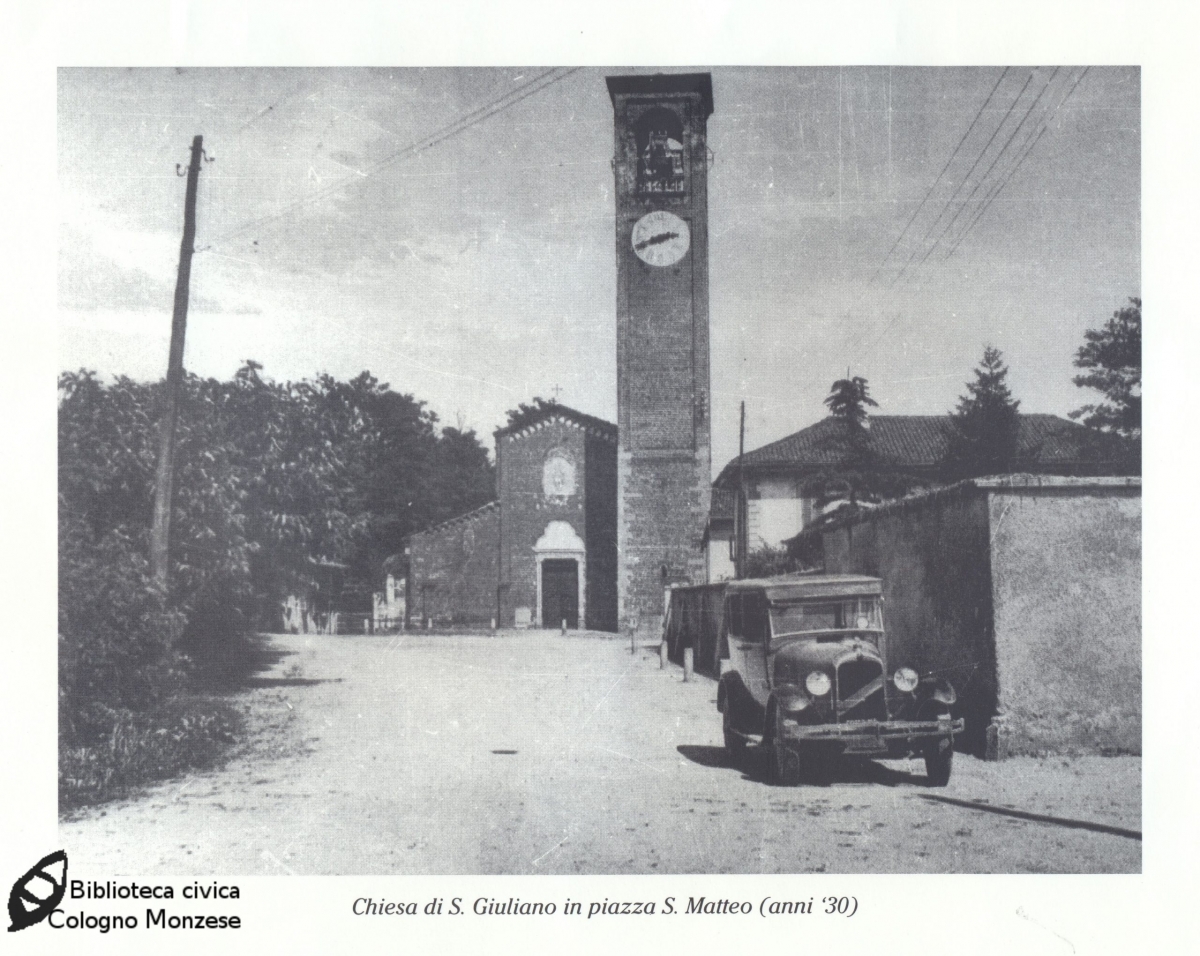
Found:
<box><xmin>715</xmin><ymin>414</ymin><xmax>1128</xmax><ymax>486</ymax></box>
<box><xmin>408</xmin><ymin>500</ymin><xmax>499</xmax><ymax>540</ymax></box>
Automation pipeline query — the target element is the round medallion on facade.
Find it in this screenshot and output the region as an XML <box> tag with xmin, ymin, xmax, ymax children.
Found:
<box><xmin>542</xmin><ymin>452</ymin><xmax>576</xmax><ymax>499</ymax></box>
<box><xmin>631</xmin><ymin>210</ymin><xmax>691</xmax><ymax>267</ymax></box>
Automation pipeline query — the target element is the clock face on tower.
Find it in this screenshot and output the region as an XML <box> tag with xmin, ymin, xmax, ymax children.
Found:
<box><xmin>631</xmin><ymin>210</ymin><xmax>691</xmax><ymax>267</ymax></box>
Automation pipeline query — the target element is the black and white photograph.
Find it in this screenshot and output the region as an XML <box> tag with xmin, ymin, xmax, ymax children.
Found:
<box><xmin>2</xmin><ymin>1</ymin><xmax>1193</xmax><ymax>952</ymax></box>
<box><xmin>52</xmin><ymin>61</ymin><xmax>1140</xmax><ymax>874</ymax></box>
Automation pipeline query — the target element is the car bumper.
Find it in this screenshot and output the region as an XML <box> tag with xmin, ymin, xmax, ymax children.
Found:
<box><xmin>780</xmin><ymin>716</ymin><xmax>965</xmax><ymax>755</ymax></box>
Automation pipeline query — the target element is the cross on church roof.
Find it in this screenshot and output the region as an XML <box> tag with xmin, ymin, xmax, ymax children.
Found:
<box><xmin>551</xmin><ymin>384</ymin><xmax>563</xmax><ymax>399</ymax></box>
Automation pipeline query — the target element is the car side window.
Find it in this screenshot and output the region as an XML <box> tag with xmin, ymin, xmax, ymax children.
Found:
<box><xmin>743</xmin><ymin>597</ymin><xmax>769</xmax><ymax>644</ymax></box>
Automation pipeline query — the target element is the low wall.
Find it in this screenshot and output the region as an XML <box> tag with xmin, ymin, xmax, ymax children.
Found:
<box><xmin>407</xmin><ymin>504</ymin><xmax>500</xmax><ymax>627</ymax></box>
<box><xmin>988</xmin><ymin>486</ymin><xmax>1141</xmax><ymax>755</ymax></box>
<box><xmin>822</xmin><ymin>477</ymin><xmax>1141</xmax><ymax>757</ymax></box>
<box><xmin>823</xmin><ymin>488</ymin><xmax>998</xmax><ymax>755</ymax></box>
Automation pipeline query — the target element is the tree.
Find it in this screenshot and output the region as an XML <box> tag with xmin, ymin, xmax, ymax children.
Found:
<box><xmin>823</xmin><ymin>375</ymin><xmax>877</xmax><ymax>431</ymax></box>
<box><xmin>1070</xmin><ymin>297</ymin><xmax>1141</xmax><ymax>440</ymax></box>
<box><xmin>743</xmin><ymin>544</ymin><xmax>800</xmax><ymax>579</ymax></box>
<box><xmin>943</xmin><ymin>346</ymin><xmax>1021</xmax><ymax>480</ymax></box>
<box><xmin>504</xmin><ymin>396</ymin><xmax>560</xmax><ymax>431</ymax></box>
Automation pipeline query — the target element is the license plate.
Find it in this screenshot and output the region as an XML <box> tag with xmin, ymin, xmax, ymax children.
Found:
<box><xmin>844</xmin><ymin>736</ymin><xmax>885</xmax><ymax>753</ymax></box>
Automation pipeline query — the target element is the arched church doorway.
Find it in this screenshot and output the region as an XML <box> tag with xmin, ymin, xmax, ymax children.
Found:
<box><xmin>541</xmin><ymin>559</ymin><xmax>579</xmax><ymax>629</ymax></box>
<box><xmin>534</xmin><ymin>520</ymin><xmax>586</xmax><ymax>629</ymax></box>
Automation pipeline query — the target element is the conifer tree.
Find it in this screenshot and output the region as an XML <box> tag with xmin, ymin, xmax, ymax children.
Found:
<box><xmin>823</xmin><ymin>375</ymin><xmax>878</xmax><ymax>432</ymax></box>
<box><xmin>943</xmin><ymin>346</ymin><xmax>1022</xmax><ymax>480</ymax></box>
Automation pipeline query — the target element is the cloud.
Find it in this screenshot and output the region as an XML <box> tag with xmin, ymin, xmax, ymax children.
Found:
<box><xmin>59</xmin><ymin>223</ymin><xmax>260</xmax><ymax>315</ymax></box>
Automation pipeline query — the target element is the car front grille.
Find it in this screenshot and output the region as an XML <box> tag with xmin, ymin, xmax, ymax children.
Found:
<box><xmin>835</xmin><ymin>658</ymin><xmax>886</xmax><ymax>721</ymax></box>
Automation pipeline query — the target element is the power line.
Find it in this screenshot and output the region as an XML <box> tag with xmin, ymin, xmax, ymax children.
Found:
<box><xmin>859</xmin><ymin>66</ymin><xmax>1094</xmax><ymax>357</ymax></box>
<box><xmin>912</xmin><ymin>67</ymin><xmax>1061</xmax><ymax>271</ymax></box>
<box><xmin>867</xmin><ymin>67</ymin><xmax>1009</xmax><ymax>286</ymax></box>
<box><xmin>890</xmin><ymin>69</ymin><xmax>1036</xmax><ymax>288</ymax></box>
<box><xmin>943</xmin><ymin>67</ymin><xmax>1090</xmax><ymax>260</ymax></box>
<box><xmin>208</xmin><ymin>68</ymin><xmax>580</xmax><ymax>248</ymax></box>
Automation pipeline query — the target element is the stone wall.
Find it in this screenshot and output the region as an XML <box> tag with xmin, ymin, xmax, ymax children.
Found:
<box><xmin>406</xmin><ymin>503</ymin><xmax>499</xmax><ymax>627</ymax></box>
<box><xmin>822</xmin><ymin>477</ymin><xmax>1141</xmax><ymax>757</ymax></box>
<box><xmin>987</xmin><ymin>485</ymin><xmax>1141</xmax><ymax>755</ymax></box>
<box><xmin>584</xmin><ymin>430</ymin><xmax>619</xmax><ymax>631</ymax></box>
<box><xmin>823</xmin><ymin>488</ymin><xmax>998</xmax><ymax>755</ymax></box>
<box><xmin>618</xmin><ymin>451</ymin><xmax>711</xmax><ymax>637</ymax></box>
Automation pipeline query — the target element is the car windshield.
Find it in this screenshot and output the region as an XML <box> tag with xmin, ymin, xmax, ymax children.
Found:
<box><xmin>770</xmin><ymin>598</ymin><xmax>882</xmax><ymax>637</ymax></box>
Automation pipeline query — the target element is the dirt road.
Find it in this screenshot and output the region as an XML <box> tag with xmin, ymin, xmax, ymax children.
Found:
<box><xmin>61</xmin><ymin>631</ymin><xmax>1140</xmax><ymax>874</ymax></box>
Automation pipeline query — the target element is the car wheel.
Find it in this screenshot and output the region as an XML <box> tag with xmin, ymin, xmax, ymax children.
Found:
<box><xmin>767</xmin><ymin>704</ymin><xmax>802</xmax><ymax>786</ymax></box>
<box><xmin>723</xmin><ymin>706</ymin><xmax>746</xmax><ymax>764</ymax></box>
<box><xmin>924</xmin><ymin>736</ymin><xmax>953</xmax><ymax>787</ymax></box>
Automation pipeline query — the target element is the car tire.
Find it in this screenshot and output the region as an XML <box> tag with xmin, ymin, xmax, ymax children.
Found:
<box><xmin>767</xmin><ymin>704</ymin><xmax>803</xmax><ymax>786</ymax></box>
<box><xmin>924</xmin><ymin>736</ymin><xmax>953</xmax><ymax>787</ymax></box>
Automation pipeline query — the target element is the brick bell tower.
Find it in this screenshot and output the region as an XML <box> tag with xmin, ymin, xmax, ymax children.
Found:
<box><xmin>606</xmin><ymin>73</ymin><xmax>713</xmax><ymax>636</ymax></box>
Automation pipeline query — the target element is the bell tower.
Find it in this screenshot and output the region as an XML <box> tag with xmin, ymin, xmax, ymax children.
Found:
<box><xmin>606</xmin><ymin>73</ymin><xmax>713</xmax><ymax>635</ymax></box>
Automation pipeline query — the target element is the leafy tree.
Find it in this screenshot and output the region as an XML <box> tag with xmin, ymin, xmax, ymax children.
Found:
<box><xmin>1070</xmin><ymin>297</ymin><xmax>1141</xmax><ymax>440</ymax></box>
<box><xmin>943</xmin><ymin>345</ymin><xmax>1021</xmax><ymax>480</ymax></box>
<box><xmin>743</xmin><ymin>544</ymin><xmax>801</xmax><ymax>579</ymax></box>
<box><xmin>504</xmin><ymin>395</ymin><xmax>560</xmax><ymax>431</ymax></box>
<box><xmin>823</xmin><ymin>375</ymin><xmax>877</xmax><ymax>431</ymax></box>
<box><xmin>58</xmin><ymin>363</ymin><xmax>495</xmax><ymax>678</ymax></box>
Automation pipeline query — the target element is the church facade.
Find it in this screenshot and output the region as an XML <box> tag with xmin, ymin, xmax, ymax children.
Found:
<box><xmin>405</xmin><ymin>404</ymin><xmax>618</xmax><ymax>631</ymax></box>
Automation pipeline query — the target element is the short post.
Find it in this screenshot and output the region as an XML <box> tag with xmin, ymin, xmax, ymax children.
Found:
<box><xmin>561</xmin><ymin>618</ymin><xmax>567</xmax><ymax>636</ymax></box>
<box><xmin>683</xmin><ymin>646</ymin><xmax>694</xmax><ymax>682</ymax></box>
<box><xmin>490</xmin><ymin>617</ymin><xmax>496</xmax><ymax>631</ymax></box>
<box><xmin>659</xmin><ymin>640</ymin><xmax>668</xmax><ymax>669</ymax></box>
<box><xmin>630</xmin><ymin>625</ymin><xmax>637</xmax><ymax>656</ymax></box>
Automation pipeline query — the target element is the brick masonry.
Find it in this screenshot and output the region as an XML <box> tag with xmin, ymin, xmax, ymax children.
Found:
<box><xmin>406</xmin><ymin>503</ymin><xmax>500</xmax><ymax>626</ymax></box>
<box><xmin>608</xmin><ymin>74</ymin><xmax>714</xmax><ymax>636</ymax></box>
<box><xmin>496</xmin><ymin>414</ymin><xmax>618</xmax><ymax>630</ymax></box>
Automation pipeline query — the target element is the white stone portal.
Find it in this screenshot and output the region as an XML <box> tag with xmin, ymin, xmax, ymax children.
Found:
<box><xmin>533</xmin><ymin>520</ymin><xmax>586</xmax><ymax>628</ymax></box>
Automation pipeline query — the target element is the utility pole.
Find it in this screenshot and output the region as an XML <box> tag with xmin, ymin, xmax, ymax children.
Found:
<box><xmin>150</xmin><ymin>135</ymin><xmax>204</xmax><ymax>587</ymax></box>
<box><xmin>736</xmin><ymin>400</ymin><xmax>746</xmax><ymax>580</ymax></box>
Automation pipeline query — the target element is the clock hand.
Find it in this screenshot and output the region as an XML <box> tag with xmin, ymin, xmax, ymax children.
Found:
<box><xmin>634</xmin><ymin>231</ymin><xmax>679</xmax><ymax>251</ymax></box>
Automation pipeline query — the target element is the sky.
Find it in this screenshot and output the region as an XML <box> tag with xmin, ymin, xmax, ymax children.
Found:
<box><xmin>58</xmin><ymin>66</ymin><xmax>1139</xmax><ymax>474</ymax></box>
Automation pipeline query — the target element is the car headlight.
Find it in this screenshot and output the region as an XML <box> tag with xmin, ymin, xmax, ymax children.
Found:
<box><xmin>892</xmin><ymin>667</ymin><xmax>919</xmax><ymax>693</ymax></box>
<box><xmin>805</xmin><ymin>671</ymin><xmax>831</xmax><ymax>696</ymax></box>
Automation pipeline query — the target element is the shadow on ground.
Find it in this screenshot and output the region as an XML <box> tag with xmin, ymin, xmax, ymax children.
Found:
<box><xmin>189</xmin><ymin>632</ymin><xmax>341</xmax><ymax>692</ymax></box>
<box><xmin>677</xmin><ymin>744</ymin><xmax>928</xmax><ymax>788</ymax></box>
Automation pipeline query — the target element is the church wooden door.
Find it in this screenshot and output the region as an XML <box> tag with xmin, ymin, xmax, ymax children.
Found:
<box><xmin>541</xmin><ymin>559</ymin><xmax>579</xmax><ymax>629</ymax></box>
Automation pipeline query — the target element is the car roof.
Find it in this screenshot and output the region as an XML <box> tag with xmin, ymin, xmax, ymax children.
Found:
<box><xmin>724</xmin><ymin>574</ymin><xmax>883</xmax><ymax>602</ymax></box>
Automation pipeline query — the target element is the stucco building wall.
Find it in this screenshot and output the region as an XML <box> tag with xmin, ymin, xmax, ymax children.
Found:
<box><xmin>822</xmin><ymin>477</ymin><xmax>1141</xmax><ymax>757</ymax></box>
<box><xmin>823</xmin><ymin>490</ymin><xmax>998</xmax><ymax>755</ymax></box>
<box><xmin>987</xmin><ymin>487</ymin><xmax>1141</xmax><ymax>755</ymax></box>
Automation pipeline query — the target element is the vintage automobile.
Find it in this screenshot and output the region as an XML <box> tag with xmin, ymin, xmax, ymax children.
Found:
<box><xmin>712</xmin><ymin>575</ymin><xmax>964</xmax><ymax>786</ymax></box>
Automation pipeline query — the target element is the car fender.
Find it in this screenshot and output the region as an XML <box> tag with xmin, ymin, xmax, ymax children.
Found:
<box><xmin>771</xmin><ymin>682</ymin><xmax>808</xmax><ymax>713</ymax></box>
<box><xmin>916</xmin><ymin>676</ymin><xmax>956</xmax><ymax>710</ymax></box>
<box><xmin>718</xmin><ymin>671</ymin><xmax>746</xmax><ymax>713</ymax></box>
